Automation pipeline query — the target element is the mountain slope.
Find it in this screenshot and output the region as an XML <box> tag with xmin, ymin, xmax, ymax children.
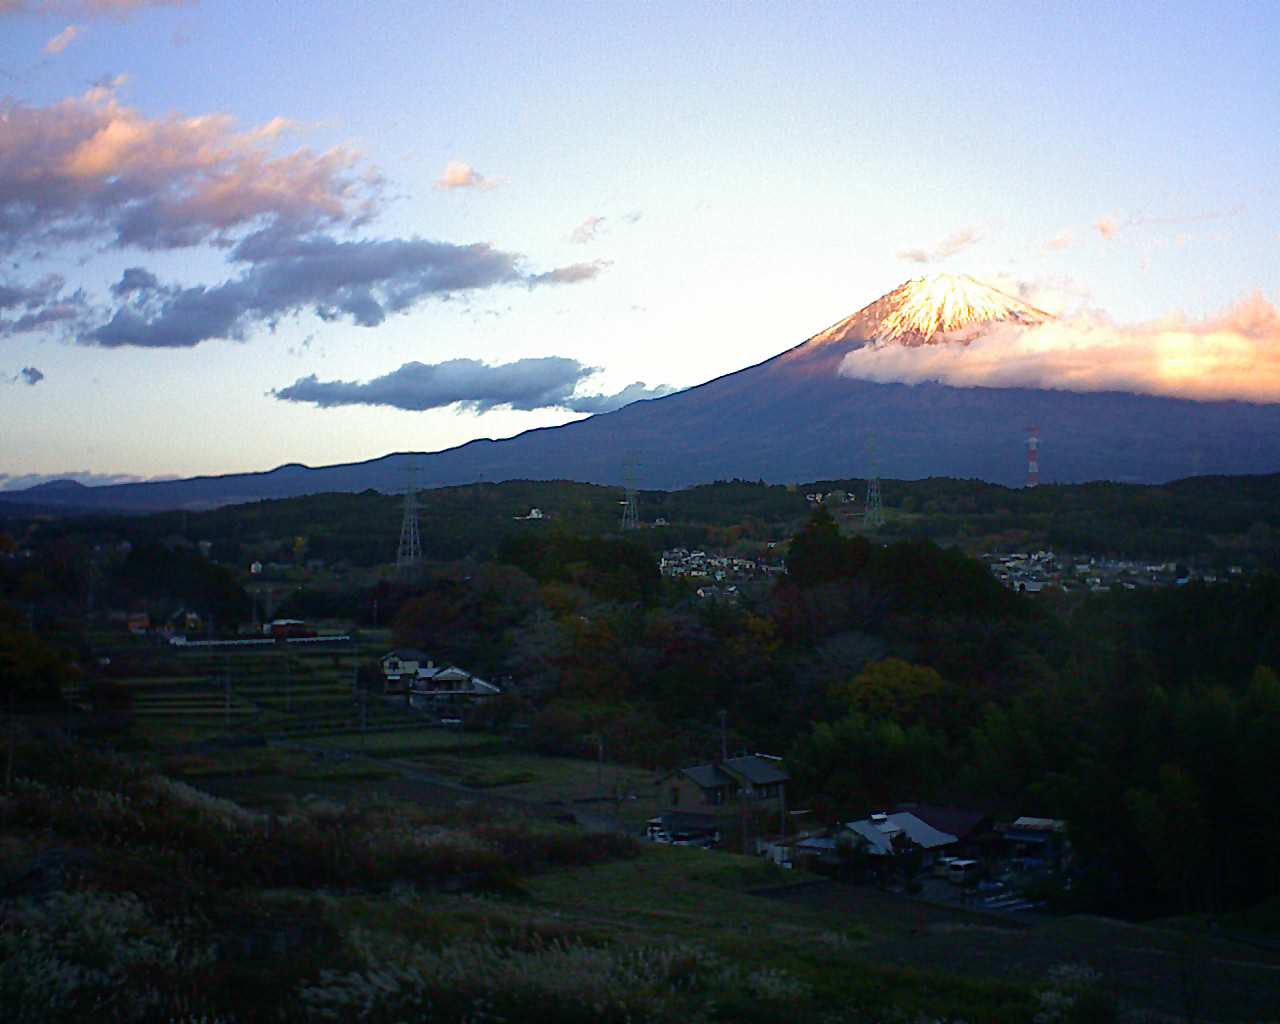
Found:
<box><xmin>6</xmin><ymin>275</ymin><xmax>1280</xmax><ymax>511</ymax></box>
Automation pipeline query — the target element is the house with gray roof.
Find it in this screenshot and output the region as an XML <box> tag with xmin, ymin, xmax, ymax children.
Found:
<box><xmin>843</xmin><ymin>811</ymin><xmax>958</xmax><ymax>863</ymax></box>
<box><xmin>659</xmin><ymin>754</ymin><xmax>789</xmax><ymax>814</ymax></box>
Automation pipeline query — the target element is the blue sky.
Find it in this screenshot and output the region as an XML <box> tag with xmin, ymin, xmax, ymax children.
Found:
<box><xmin>2</xmin><ymin>0</ymin><xmax>1277</xmax><ymax>487</ymax></box>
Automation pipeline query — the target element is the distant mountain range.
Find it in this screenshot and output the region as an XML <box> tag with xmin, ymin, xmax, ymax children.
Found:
<box><xmin>7</xmin><ymin>274</ymin><xmax>1280</xmax><ymax>513</ymax></box>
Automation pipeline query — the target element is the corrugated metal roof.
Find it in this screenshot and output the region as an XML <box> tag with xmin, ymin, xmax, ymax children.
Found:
<box><xmin>1011</xmin><ymin>816</ymin><xmax>1066</xmax><ymax>832</ymax></box>
<box><xmin>885</xmin><ymin>812</ymin><xmax>957</xmax><ymax>849</ymax></box>
<box><xmin>845</xmin><ymin>812</ymin><xmax>958</xmax><ymax>854</ymax></box>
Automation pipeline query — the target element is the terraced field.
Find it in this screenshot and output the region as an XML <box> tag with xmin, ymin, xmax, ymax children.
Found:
<box><xmin>81</xmin><ymin>638</ymin><xmax>429</xmax><ymax>741</ymax></box>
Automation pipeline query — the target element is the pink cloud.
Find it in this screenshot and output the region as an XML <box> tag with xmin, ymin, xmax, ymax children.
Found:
<box><xmin>570</xmin><ymin>215</ymin><xmax>606</xmax><ymax>244</ymax></box>
<box><xmin>2</xmin><ymin>1</ymin><xmax>191</xmax><ymax>17</ymax></box>
<box><xmin>1042</xmin><ymin>229</ymin><xmax>1074</xmax><ymax>252</ymax></box>
<box><xmin>0</xmin><ymin>86</ymin><xmax>380</xmax><ymax>251</ymax></box>
<box><xmin>434</xmin><ymin>159</ymin><xmax>506</xmax><ymax>191</ymax></box>
<box><xmin>840</xmin><ymin>291</ymin><xmax>1280</xmax><ymax>404</ymax></box>
<box><xmin>1096</xmin><ymin>216</ymin><xmax>1120</xmax><ymax>240</ymax></box>
<box><xmin>42</xmin><ymin>22</ymin><xmax>81</xmax><ymax>52</ymax></box>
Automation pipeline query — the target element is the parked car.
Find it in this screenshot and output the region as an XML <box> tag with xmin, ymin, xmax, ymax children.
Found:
<box><xmin>946</xmin><ymin>859</ymin><xmax>980</xmax><ymax>885</ymax></box>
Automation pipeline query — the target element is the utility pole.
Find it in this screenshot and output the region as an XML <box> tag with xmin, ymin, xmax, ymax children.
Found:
<box><xmin>350</xmin><ymin>636</ymin><xmax>359</xmax><ymax>697</ymax></box>
<box><xmin>5</xmin><ymin>687</ymin><xmax>15</xmax><ymax>797</ymax></box>
<box><xmin>719</xmin><ymin>709</ymin><xmax>727</xmax><ymax>762</ymax></box>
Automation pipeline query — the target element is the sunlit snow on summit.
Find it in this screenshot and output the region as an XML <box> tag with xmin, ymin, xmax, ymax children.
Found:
<box><xmin>872</xmin><ymin>274</ymin><xmax>1052</xmax><ymax>346</ymax></box>
<box><xmin>838</xmin><ymin>277</ymin><xmax>1280</xmax><ymax>405</ymax></box>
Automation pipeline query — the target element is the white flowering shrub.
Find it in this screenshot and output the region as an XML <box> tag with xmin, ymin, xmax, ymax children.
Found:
<box><xmin>299</xmin><ymin>932</ymin><xmax>809</xmax><ymax>1023</ymax></box>
<box><xmin>1034</xmin><ymin>963</ymin><xmax>1115</xmax><ymax>1024</ymax></box>
<box><xmin>140</xmin><ymin>774</ymin><xmax>266</xmax><ymax>828</ymax></box>
<box><xmin>0</xmin><ymin>891</ymin><xmax>214</xmax><ymax>1023</ymax></box>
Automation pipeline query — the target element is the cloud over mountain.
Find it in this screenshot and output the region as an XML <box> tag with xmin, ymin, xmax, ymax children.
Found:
<box><xmin>272</xmin><ymin>357</ymin><xmax>674</xmax><ymax>414</ymax></box>
<box><xmin>0</xmin><ymin>468</ymin><xmax>158</xmax><ymax>491</ymax></box>
<box><xmin>840</xmin><ymin>290</ymin><xmax>1280</xmax><ymax>404</ymax></box>
<box><xmin>897</xmin><ymin>225</ymin><xmax>986</xmax><ymax>264</ymax></box>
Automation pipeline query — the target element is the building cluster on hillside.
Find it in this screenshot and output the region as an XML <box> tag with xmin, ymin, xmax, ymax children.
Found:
<box><xmin>645</xmin><ymin>755</ymin><xmax>1070</xmax><ymax>910</ymax></box>
<box><xmin>767</xmin><ymin>809</ymin><xmax>1069</xmax><ymax>908</ymax></box>
<box><xmin>659</xmin><ymin>548</ymin><xmax>786</xmax><ymax>584</ymax></box>
<box><xmin>806</xmin><ymin>490</ymin><xmax>855</xmax><ymax>506</ymax></box>
<box><xmin>983</xmin><ymin>550</ymin><xmax>1244</xmax><ymax>594</ymax></box>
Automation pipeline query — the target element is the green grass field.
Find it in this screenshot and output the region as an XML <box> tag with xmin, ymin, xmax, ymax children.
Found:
<box><xmin>412</xmin><ymin>749</ymin><xmax>661</xmax><ymax>808</ymax></box>
<box><xmin>302</xmin><ymin>727</ymin><xmax>499</xmax><ymax>755</ymax></box>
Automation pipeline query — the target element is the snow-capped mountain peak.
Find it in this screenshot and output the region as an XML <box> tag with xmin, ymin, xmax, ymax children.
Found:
<box><xmin>807</xmin><ymin>273</ymin><xmax>1052</xmax><ymax>349</ymax></box>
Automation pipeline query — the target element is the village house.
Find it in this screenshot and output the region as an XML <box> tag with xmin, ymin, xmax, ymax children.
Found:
<box><xmin>380</xmin><ymin>648</ymin><xmax>429</xmax><ymax>693</ymax></box>
<box><xmin>382</xmin><ymin>649</ymin><xmax>502</xmax><ymax>701</ymax></box>
<box><xmin>411</xmin><ymin>664</ymin><xmax>501</xmax><ymax>699</ymax></box>
<box><xmin>659</xmin><ymin>754</ymin><xmax>789</xmax><ymax>812</ymax></box>
<box><xmin>997</xmin><ymin>816</ymin><xmax>1070</xmax><ymax>866</ymax></box>
<box><xmin>893</xmin><ymin>803</ymin><xmax>994</xmax><ymax>859</ymax></box>
<box><xmin>842</xmin><ymin>811</ymin><xmax>958</xmax><ymax>867</ymax></box>
<box><xmin>764</xmin><ymin>810</ymin><xmax>969</xmax><ymax>876</ymax></box>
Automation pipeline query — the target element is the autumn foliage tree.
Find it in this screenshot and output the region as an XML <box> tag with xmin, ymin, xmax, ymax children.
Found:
<box><xmin>827</xmin><ymin>658</ymin><xmax>950</xmax><ymax>729</ymax></box>
<box><xmin>785</xmin><ymin>507</ymin><xmax>870</xmax><ymax>588</ymax></box>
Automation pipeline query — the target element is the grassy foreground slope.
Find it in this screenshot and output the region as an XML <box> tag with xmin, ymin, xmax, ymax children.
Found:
<box><xmin>6</xmin><ymin>726</ymin><xmax>1280</xmax><ymax>1022</ymax></box>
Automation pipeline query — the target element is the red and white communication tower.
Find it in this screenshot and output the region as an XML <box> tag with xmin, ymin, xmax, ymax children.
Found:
<box><xmin>1025</xmin><ymin>425</ymin><xmax>1040</xmax><ymax>488</ymax></box>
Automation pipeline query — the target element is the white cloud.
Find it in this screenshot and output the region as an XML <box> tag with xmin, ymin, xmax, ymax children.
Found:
<box><xmin>897</xmin><ymin>224</ymin><xmax>986</xmax><ymax>264</ymax></box>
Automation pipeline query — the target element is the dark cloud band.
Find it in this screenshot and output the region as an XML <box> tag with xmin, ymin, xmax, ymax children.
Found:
<box><xmin>85</xmin><ymin>237</ymin><xmax>606</xmax><ymax>348</ymax></box>
<box><xmin>272</xmin><ymin>357</ymin><xmax>674</xmax><ymax>414</ymax></box>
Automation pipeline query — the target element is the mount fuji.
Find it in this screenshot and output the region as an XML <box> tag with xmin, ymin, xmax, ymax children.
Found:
<box><xmin>8</xmin><ymin>274</ymin><xmax>1280</xmax><ymax>511</ymax></box>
